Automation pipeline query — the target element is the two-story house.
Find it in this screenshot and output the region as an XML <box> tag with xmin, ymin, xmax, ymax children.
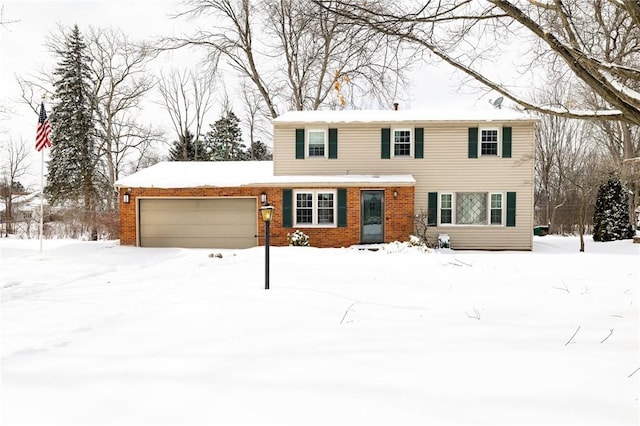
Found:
<box><xmin>116</xmin><ymin>108</ymin><xmax>537</xmax><ymax>250</ymax></box>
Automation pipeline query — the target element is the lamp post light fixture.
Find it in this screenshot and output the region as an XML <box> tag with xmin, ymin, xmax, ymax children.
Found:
<box><xmin>259</xmin><ymin>205</ymin><xmax>275</xmax><ymax>290</ymax></box>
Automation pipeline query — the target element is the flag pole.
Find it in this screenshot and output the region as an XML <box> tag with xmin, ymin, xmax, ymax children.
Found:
<box><xmin>39</xmin><ymin>146</ymin><xmax>44</xmax><ymax>253</ymax></box>
<box><xmin>37</xmin><ymin>95</ymin><xmax>50</xmax><ymax>254</ymax></box>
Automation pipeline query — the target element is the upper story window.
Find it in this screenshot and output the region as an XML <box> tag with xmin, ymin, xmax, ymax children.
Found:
<box><xmin>393</xmin><ymin>129</ymin><xmax>412</xmax><ymax>157</ymax></box>
<box><xmin>480</xmin><ymin>129</ymin><xmax>499</xmax><ymax>156</ymax></box>
<box><xmin>307</xmin><ymin>129</ymin><xmax>326</xmax><ymax>157</ymax></box>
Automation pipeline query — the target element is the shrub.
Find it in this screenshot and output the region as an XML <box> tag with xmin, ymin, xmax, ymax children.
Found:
<box><xmin>593</xmin><ymin>175</ymin><xmax>635</xmax><ymax>241</ymax></box>
<box><xmin>287</xmin><ymin>230</ymin><xmax>310</xmax><ymax>246</ymax></box>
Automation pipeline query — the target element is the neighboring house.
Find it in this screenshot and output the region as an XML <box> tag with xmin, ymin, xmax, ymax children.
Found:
<box><xmin>116</xmin><ymin>108</ymin><xmax>537</xmax><ymax>250</ymax></box>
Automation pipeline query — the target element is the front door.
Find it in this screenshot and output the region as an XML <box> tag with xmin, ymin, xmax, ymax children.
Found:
<box><xmin>361</xmin><ymin>190</ymin><xmax>384</xmax><ymax>243</ymax></box>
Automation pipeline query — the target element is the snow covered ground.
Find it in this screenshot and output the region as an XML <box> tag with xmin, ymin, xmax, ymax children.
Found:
<box><xmin>1</xmin><ymin>236</ymin><xmax>638</xmax><ymax>426</ymax></box>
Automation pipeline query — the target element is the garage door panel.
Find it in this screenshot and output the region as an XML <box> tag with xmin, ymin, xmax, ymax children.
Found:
<box><xmin>139</xmin><ymin>198</ymin><xmax>257</xmax><ymax>249</ymax></box>
<box><xmin>142</xmin><ymin>236</ymin><xmax>254</xmax><ymax>249</ymax></box>
<box><xmin>142</xmin><ymin>224</ymin><xmax>256</xmax><ymax>238</ymax></box>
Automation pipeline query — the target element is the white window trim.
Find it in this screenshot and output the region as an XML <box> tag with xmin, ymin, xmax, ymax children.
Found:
<box><xmin>439</xmin><ymin>192</ymin><xmax>453</xmax><ymax>225</ymax></box>
<box><xmin>479</xmin><ymin>127</ymin><xmax>500</xmax><ymax>157</ymax></box>
<box><xmin>391</xmin><ymin>128</ymin><xmax>413</xmax><ymax>158</ymax></box>
<box><xmin>437</xmin><ymin>191</ymin><xmax>506</xmax><ymax>227</ymax></box>
<box><xmin>293</xmin><ymin>189</ymin><xmax>337</xmax><ymax>227</ymax></box>
<box><xmin>489</xmin><ymin>192</ymin><xmax>504</xmax><ymax>226</ymax></box>
<box><xmin>306</xmin><ymin>128</ymin><xmax>327</xmax><ymax>158</ymax></box>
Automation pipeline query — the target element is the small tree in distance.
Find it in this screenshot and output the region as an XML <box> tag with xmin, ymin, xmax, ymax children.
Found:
<box><xmin>205</xmin><ymin>110</ymin><xmax>248</xmax><ymax>161</ymax></box>
<box><xmin>593</xmin><ymin>175</ymin><xmax>635</xmax><ymax>242</ymax></box>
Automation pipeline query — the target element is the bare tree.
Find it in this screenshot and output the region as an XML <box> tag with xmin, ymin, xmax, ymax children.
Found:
<box><xmin>157</xmin><ymin>67</ymin><xmax>215</xmax><ymax>159</ymax></box>
<box><xmin>0</xmin><ymin>5</ymin><xmax>19</xmax><ymax>28</ymax></box>
<box><xmin>85</xmin><ymin>27</ymin><xmax>163</xmax><ymax>208</ymax></box>
<box><xmin>314</xmin><ymin>1</ymin><xmax>640</xmax><ymax>126</ymax></box>
<box><xmin>165</xmin><ymin>0</ymin><xmax>412</xmax><ymax>118</ymax></box>
<box><xmin>0</xmin><ymin>139</ymin><xmax>32</xmax><ymax>236</ymax></box>
<box><xmin>240</xmin><ymin>82</ymin><xmax>271</xmax><ymax>159</ymax></box>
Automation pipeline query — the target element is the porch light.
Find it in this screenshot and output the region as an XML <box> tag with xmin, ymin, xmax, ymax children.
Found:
<box><xmin>260</xmin><ymin>192</ymin><xmax>267</xmax><ymax>205</ymax></box>
<box><xmin>259</xmin><ymin>205</ymin><xmax>275</xmax><ymax>290</ymax></box>
<box><xmin>393</xmin><ymin>190</ymin><xmax>398</xmax><ymax>199</ymax></box>
<box><xmin>123</xmin><ymin>192</ymin><xmax>130</xmax><ymax>204</ymax></box>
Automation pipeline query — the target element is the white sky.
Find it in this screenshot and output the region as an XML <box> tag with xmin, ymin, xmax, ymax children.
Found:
<box><xmin>0</xmin><ymin>0</ymin><xmax>485</xmax><ymax>185</ymax></box>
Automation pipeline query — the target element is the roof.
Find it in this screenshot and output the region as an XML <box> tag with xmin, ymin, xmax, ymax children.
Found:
<box><xmin>115</xmin><ymin>161</ymin><xmax>415</xmax><ymax>189</ymax></box>
<box><xmin>273</xmin><ymin>107</ymin><xmax>538</xmax><ymax>124</ymax></box>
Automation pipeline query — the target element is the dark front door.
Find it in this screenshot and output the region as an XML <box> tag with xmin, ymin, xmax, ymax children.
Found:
<box><xmin>361</xmin><ymin>190</ymin><xmax>384</xmax><ymax>243</ymax></box>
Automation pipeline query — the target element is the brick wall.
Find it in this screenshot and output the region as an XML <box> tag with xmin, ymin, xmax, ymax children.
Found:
<box><xmin>119</xmin><ymin>185</ymin><xmax>415</xmax><ymax>248</ymax></box>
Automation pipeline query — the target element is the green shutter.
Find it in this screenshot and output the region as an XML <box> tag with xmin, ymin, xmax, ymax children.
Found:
<box><xmin>506</xmin><ymin>192</ymin><xmax>516</xmax><ymax>227</ymax></box>
<box><xmin>502</xmin><ymin>127</ymin><xmax>512</xmax><ymax>158</ymax></box>
<box><xmin>381</xmin><ymin>128</ymin><xmax>391</xmax><ymax>159</ymax></box>
<box><xmin>282</xmin><ymin>189</ymin><xmax>293</xmax><ymax>227</ymax></box>
<box><xmin>337</xmin><ymin>188</ymin><xmax>347</xmax><ymax>227</ymax></box>
<box><xmin>295</xmin><ymin>129</ymin><xmax>305</xmax><ymax>159</ymax></box>
<box><xmin>414</xmin><ymin>127</ymin><xmax>424</xmax><ymax>159</ymax></box>
<box><xmin>468</xmin><ymin>127</ymin><xmax>478</xmax><ymax>158</ymax></box>
<box><xmin>428</xmin><ymin>192</ymin><xmax>438</xmax><ymax>226</ymax></box>
<box><xmin>328</xmin><ymin>128</ymin><xmax>338</xmax><ymax>159</ymax></box>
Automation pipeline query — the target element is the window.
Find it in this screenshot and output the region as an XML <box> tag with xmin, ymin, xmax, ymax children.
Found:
<box><xmin>393</xmin><ymin>129</ymin><xmax>411</xmax><ymax>157</ymax></box>
<box><xmin>294</xmin><ymin>190</ymin><xmax>336</xmax><ymax>226</ymax></box>
<box><xmin>440</xmin><ymin>193</ymin><xmax>452</xmax><ymax>224</ymax></box>
<box><xmin>296</xmin><ymin>192</ymin><xmax>313</xmax><ymax>224</ymax></box>
<box><xmin>308</xmin><ymin>130</ymin><xmax>326</xmax><ymax>157</ymax></box>
<box><xmin>456</xmin><ymin>192</ymin><xmax>487</xmax><ymax>224</ymax></box>
<box><xmin>490</xmin><ymin>193</ymin><xmax>502</xmax><ymax>225</ymax></box>
<box><xmin>317</xmin><ymin>193</ymin><xmax>335</xmax><ymax>224</ymax></box>
<box><xmin>480</xmin><ymin>129</ymin><xmax>499</xmax><ymax>156</ymax></box>
<box><xmin>433</xmin><ymin>191</ymin><xmax>514</xmax><ymax>227</ymax></box>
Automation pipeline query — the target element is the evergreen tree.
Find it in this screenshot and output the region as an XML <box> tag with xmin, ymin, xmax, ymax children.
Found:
<box><xmin>45</xmin><ymin>24</ymin><xmax>102</xmax><ymax>239</ymax></box>
<box><xmin>167</xmin><ymin>130</ymin><xmax>208</xmax><ymax>161</ymax></box>
<box><xmin>248</xmin><ymin>140</ymin><xmax>272</xmax><ymax>160</ymax></box>
<box><xmin>593</xmin><ymin>175</ymin><xmax>635</xmax><ymax>241</ymax></box>
<box><xmin>204</xmin><ymin>110</ymin><xmax>249</xmax><ymax>161</ymax></box>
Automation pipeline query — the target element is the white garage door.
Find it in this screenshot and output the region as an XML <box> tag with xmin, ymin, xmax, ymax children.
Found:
<box><xmin>139</xmin><ymin>198</ymin><xmax>258</xmax><ymax>249</ymax></box>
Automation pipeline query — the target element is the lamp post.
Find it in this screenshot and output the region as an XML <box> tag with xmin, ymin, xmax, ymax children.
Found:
<box><xmin>259</xmin><ymin>205</ymin><xmax>275</xmax><ymax>290</ymax></box>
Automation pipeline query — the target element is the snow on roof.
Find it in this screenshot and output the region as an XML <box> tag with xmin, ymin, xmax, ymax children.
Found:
<box><xmin>114</xmin><ymin>161</ymin><xmax>415</xmax><ymax>189</ymax></box>
<box><xmin>273</xmin><ymin>107</ymin><xmax>538</xmax><ymax>124</ymax></box>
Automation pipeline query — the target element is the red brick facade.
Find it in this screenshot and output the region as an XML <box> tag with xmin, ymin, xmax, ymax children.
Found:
<box><xmin>119</xmin><ymin>185</ymin><xmax>414</xmax><ymax>248</ymax></box>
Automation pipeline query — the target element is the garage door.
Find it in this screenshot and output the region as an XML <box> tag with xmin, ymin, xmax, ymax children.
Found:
<box><xmin>139</xmin><ymin>198</ymin><xmax>257</xmax><ymax>249</ymax></box>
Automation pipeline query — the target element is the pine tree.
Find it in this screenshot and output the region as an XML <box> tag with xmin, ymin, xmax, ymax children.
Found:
<box><xmin>45</xmin><ymin>24</ymin><xmax>102</xmax><ymax>239</ymax></box>
<box><xmin>248</xmin><ymin>140</ymin><xmax>272</xmax><ymax>160</ymax></box>
<box><xmin>204</xmin><ymin>110</ymin><xmax>249</xmax><ymax>161</ymax></box>
<box><xmin>593</xmin><ymin>175</ymin><xmax>635</xmax><ymax>241</ymax></box>
<box><xmin>167</xmin><ymin>130</ymin><xmax>208</xmax><ymax>161</ymax></box>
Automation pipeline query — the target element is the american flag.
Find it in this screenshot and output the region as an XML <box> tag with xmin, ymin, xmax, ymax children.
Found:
<box><xmin>36</xmin><ymin>102</ymin><xmax>51</xmax><ymax>152</ymax></box>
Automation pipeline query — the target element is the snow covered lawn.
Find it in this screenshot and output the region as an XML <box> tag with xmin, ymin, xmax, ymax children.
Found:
<box><xmin>1</xmin><ymin>236</ymin><xmax>638</xmax><ymax>425</ymax></box>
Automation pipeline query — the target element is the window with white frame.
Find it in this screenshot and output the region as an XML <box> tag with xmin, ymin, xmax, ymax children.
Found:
<box><xmin>437</xmin><ymin>192</ymin><xmax>506</xmax><ymax>226</ymax></box>
<box><xmin>295</xmin><ymin>190</ymin><xmax>336</xmax><ymax>226</ymax></box>
<box><xmin>440</xmin><ymin>193</ymin><xmax>452</xmax><ymax>224</ymax></box>
<box><xmin>490</xmin><ymin>193</ymin><xmax>503</xmax><ymax>225</ymax></box>
<box><xmin>480</xmin><ymin>129</ymin><xmax>499</xmax><ymax>156</ymax></box>
<box><xmin>393</xmin><ymin>129</ymin><xmax>411</xmax><ymax>157</ymax></box>
<box><xmin>307</xmin><ymin>129</ymin><xmax>326</xmax><ymax>157</ymax></box>
<box><xmin>296</xmin><ymin>192</ymin><xmax>314</xmax><ymax>224</ymax></box>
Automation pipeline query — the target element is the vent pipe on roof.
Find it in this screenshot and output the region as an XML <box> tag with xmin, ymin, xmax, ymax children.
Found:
<box><xmin>393</xmin><ymin>102</ymin><xmax>399</xmax><ymax>111</ymax></box>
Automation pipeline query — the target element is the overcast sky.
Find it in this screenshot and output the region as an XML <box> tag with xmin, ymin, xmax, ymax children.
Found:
<box><xmin>0</xmin><ymin>0</ymin><xmax>484</xmax><ymax>184</ymax></box>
